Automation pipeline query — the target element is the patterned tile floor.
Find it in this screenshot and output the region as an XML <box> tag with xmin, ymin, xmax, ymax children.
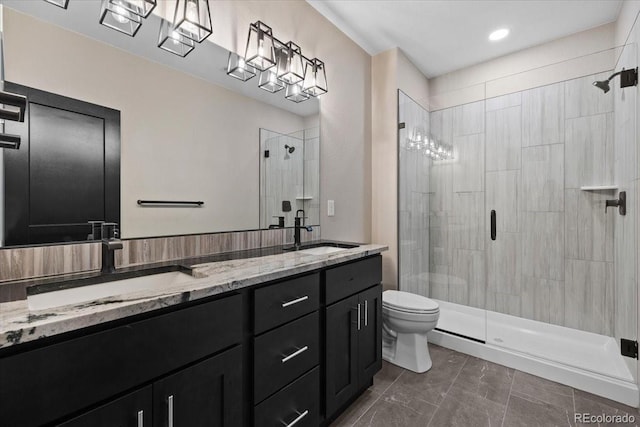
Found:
<box><xmin>331</xmin><ymin>345</ymin><xmax>639</xmax><ymax>427</ymax></box>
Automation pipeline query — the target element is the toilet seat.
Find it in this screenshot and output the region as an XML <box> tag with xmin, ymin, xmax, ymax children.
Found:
<box><xmin>383</xmin><ymin>290</ymin><xmax>439</xmax><ymax>314</ymax></box>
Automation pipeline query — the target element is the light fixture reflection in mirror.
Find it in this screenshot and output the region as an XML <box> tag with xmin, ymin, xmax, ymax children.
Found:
<box><xmin>285</xmin><ymin>82</ymin><xmax>309</xmax><ymax>103</ymax></box>
<box><xmin>259</xmin><ymin>69</ymin><xmax>285</xmax><ymax>93</ymax></box>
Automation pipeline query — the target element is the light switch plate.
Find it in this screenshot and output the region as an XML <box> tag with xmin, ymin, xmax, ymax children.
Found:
<box><xmin>328</xmin><ymin>200</ymin><xmax>335</xmax><ymax>216</ymax></box>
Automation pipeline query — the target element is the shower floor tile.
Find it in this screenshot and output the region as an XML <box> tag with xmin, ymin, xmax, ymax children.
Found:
<box><xmin>330</xmin><ymin>345</ymin><xmax>639</xmax><ymax>427</ymax></box>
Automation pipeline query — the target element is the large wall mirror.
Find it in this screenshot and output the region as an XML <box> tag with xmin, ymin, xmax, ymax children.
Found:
<box><xmin>0</xmin><ymin>0</ymin><xmax>320</xmax><ymax>247</ymax></box>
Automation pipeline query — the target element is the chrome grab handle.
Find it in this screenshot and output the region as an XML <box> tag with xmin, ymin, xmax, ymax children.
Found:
<box><xmin>168</xmin><ymin>395</ymin><xmax>174</xmax><ymax>427</ymax></box>
<box><xmin>364</xmin><ymin>300</ymin><xmax>368</xmax><ymax>327</ymax></box>
<box><xmin>357</xmin><ymin>303</ymin><xmax>361</xmax><ymax>331</ymax></box>
<box><xmin>137</xmin><ymin>410</ymin><xmax>144</xmax><ymax>427</ymax></box>
<box><xmin>282</xmin><ymin>295</ymin><xmax>309</xmax><ymax>308</ymax></box>
<box><xmin>282</xmin><ymin>410</ymin><xmax>309</xmax><ymax>427</ymax></box>
<box><xmin>282</xmin><ymin>346</ymin><xmax>309</xmax><ymax>363</ymax></box>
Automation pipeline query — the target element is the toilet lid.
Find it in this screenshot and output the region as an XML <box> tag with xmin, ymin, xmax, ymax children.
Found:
<box><xmin>383</xmin><ymin>290</ymin><xmax>439</xmax><ymax>313</ymax></box>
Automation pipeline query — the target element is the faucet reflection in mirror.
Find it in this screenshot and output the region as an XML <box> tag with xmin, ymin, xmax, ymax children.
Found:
<box><xmin>227</xmin><ymin>21</ymin><xmax>328</xmax><ymax>102</ymax></box>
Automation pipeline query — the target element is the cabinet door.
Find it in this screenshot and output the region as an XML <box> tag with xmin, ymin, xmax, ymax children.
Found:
<box><xmin>325</xmin><ymin>295</ymin><xmax>359</xmax><ymax>418</ymax></box>
<box><xmin>153</xmin><ymin>346</ymin><xmax>243</xmax><ymax>427</ymax></box>
<box><xmin>57</xmin><ymin>386</ymin><xmax>152</xmax><ymax>427</ymax></box>
<box><xmin>358</xmin><ymin>284</ymin><xmax>382</xmax><ymax>388</ymax></box>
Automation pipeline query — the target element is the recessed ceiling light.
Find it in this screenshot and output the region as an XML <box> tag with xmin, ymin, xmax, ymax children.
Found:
<box><xmin>489</xmin><ymin>28</ymin><xmax>509</xmax><ymax>41</ymax></box>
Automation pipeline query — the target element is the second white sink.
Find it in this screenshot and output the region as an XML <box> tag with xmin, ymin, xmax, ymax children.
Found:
<box><xmin>299</xmin><ymin>246</ymin><xmax>349</xmax><ymax>256</ymax></box>
<box><xmin>28</xmin><ymin>271</ymin><xmax>195</xmax><ymax>312</ymax></box>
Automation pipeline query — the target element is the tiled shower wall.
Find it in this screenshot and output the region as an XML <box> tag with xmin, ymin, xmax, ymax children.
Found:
<box><xmin>402</xmin><ymin>71</ymin><xmax>628</xmax><ymax>337</ymax></box>
<box><xmin>0</xmin><ymin>226</ymin><xmax>321</xmax><ymax>301</ymax></box>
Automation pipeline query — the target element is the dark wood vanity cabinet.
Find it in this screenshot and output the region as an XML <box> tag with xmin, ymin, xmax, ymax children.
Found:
<box><xmin>324</xmin><ymin>258</ymin><xmax>383</xmax><ymax>420</ymax></box>
<box><xmin>0</xmin><ymin>255</ymin><xmax>383</xmax><ymax>427</ymax></box>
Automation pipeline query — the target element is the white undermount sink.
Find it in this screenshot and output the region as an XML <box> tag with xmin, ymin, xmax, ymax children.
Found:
<box><xmin>27</xmin><ymin>271</ymin><xmax>195</xmax><ymax>312</ymax></box>
<box><xmin>298</xmin><ymin>246</ymin><xmax>350</xmax><ymax>256</ymax></box>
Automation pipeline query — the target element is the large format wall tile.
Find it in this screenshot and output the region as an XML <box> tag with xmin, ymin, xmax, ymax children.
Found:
<box><xmin>564</xmin><ymin>259</ymin><xmax>614</xmax><ymax>336</ymax></box>
<box><xmin>487</xmin><ymin>232</ymin><xmax>521</xmax><ymax>296</ymax></box>
<box><xmin>450</xmin><ymin>192</ymin><xmax>484</xmax><ymax>251</ymax></box>
<box><xmin>486</xmin><ymin>105</ymin><xmax>521</xmax><ymax>171</ymax></box>
<box><xmin>486</xmin><ymin>92</ymin><xmax>521</xmax><ymax>112</ymax></box>
<box><xmin>520</xmin><ymin>276</ymin><xmax>564</xmax><ymax>324</ymax></box>
<box><xmin>565</xmin><ymin>113</ymin><xmax>613</xmax><ymax>189</ymax></box>
<box><xmin>450</xmin><ymin>249</ymin><xmax>485</xmax><ymax>308</ymax></box>
<box><xmin>521</xmin><ymin>144</ymin><xmax>564</xmax><ymax>212</ymax></box>
<box><xmin>486</xmin><ymin>170</ymin><xmax>520</xmax><ymax>233</ymax></box>
<box><xmin>522</xmin><ymin>82</ymin><xmax>565</xmax><ymax>147</ymax></box>
<box><xmin>453</xmin><ymin>133</ymin><xmax>485</xmax><ymax>193</ymax></box>
<box><xmin>453</xmin><ymin>101</ymin><xmax>484</xmax><ymax>136</ymax></box>
<box><xmin>485</xmin><ymin>291</ymin><xmax>521</xmax><ymax>317</ymax></box>
<box><xmin>522</xmin><ymin>212</ymin><xmax>564</xmax><ymax>281</ymax></box>
<box><xmin>565</xmin><ymin>72</ymin><xmax>614</xmax><ymax>119</ymax></box>
<box><xmin>564</xmin><ymin>189</ymin><xmax>613</xmax><ymax>262</ymax></box>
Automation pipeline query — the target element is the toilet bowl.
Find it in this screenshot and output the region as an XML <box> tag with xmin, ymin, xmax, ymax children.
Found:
<box><xmin>382</xmin><ymin>290</ymin><xmax>439</xmax><ymax>373</ymax></box>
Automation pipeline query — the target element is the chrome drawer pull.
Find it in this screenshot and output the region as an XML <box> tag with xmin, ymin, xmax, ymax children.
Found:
<box><xmin>282</xmin><ymin>295</ymin><xmax>309</xmax><ymax>308</ymax></box>
<box><xmin>168</xmin><ymin>395</ymin><xmax>174</xmax><ymax>427</ymax></box>
<box><xmin>282</xmin><ymin>410</ymin><xmax>309</xmax><ymax>427</ymax></box>
<box><xmin>281</xmin><ymin>346</ymin><xmax>309</xmax><ymax>363</ymax></box>
<box><xmin>137</xmin><ymin>410</ymin><xmax>144</xmax><ymax>427</ymax></box>
<box><xmin>364</xmin><ymin>300</ymin><xmax>368</xmax><ymax>327</ymax></box>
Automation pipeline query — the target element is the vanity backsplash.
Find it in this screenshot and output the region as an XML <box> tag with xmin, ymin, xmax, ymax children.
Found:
<box><xmin>0</xmin><ymin>227</ymin><xmax>321</xmax><ymax>302</ymax></box>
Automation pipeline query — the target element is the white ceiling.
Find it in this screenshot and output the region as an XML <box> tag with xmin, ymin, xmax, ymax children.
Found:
<box><xmin>307</xmin><ymin>0</ymin><xmax>623</xmax><ymax>78</ymax></box>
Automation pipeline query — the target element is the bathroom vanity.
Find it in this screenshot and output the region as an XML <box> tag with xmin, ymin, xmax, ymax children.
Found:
<box><xmin>0</xmin><ymin>244</ymin><xmax>385</xmax><ymax>426</ymax></box>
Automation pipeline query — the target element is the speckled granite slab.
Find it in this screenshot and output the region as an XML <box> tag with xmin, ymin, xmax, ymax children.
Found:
<box><xmin>0</xmin><ymin>244</ymin><xmax>387</xmax><ymax>349</ymax></box>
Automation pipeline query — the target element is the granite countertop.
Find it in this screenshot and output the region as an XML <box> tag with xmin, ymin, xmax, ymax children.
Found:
<box><xmin>0</xmin><ymin>242</ymin><xmax>387</xmax><ymax>349</ymax></box>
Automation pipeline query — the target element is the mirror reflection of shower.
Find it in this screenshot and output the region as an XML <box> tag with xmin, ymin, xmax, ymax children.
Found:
<box><xmin>284</xmin><ymin>144</ymin><xmax>296</xmax><ymax>159</ymax></box>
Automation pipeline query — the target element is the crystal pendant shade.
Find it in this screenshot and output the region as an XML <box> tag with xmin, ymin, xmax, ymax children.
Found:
<box><xmin>285</xmin><ymin>82</ymin><xmax>310</xmax><ymax>103</ymax></box>
<box><xmin>303</xmin><ymin>58</ymin><xmax>328</xmax><ymax>97</ymax></box>
<box><xmin>172</xmin><ymin>0</ymin><xmax>212</xmax><ymax>43</ymax></box>
<box><xmin>276</xmin><ymin>42</ymin><xmax>305</xmax><ymax>85</ymax></box>
<box><xmin>259</xmin><ymin>69</ymin><xmax>285</xmax><ymax>93</ymax></box>
<box><xmin>99</xmin><ymin>0</ymin><xmax>143</xmax><ymax>37</ymax></box>
<box><xmin>44</xmin><ymin>0</ymin><xmax>69</xmax><ymax>9</ymax></box>
<box><xmin>158</xmin><ymin>19</ymin><xmax>196</xmax><ymax>57</ymax></box>
<box><xmin>227</xmin><ymin>52</ymin><xmax>257</xmax><ymax>82</ymax></box>
<box><xmin>245</xmin><ymin>21</ymin><xmax>276</xmax><ymax>72</ymax></box>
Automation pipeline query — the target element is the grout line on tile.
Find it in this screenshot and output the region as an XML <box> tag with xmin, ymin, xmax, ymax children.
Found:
<box><xmin>347</xmin><ymin>371</ymin><xmax>405</xmax><ymax>427</ymax></box>
<box><xmin>500</xmin><ymin>367</ymin><xmax>516</xmax><ymax>427</ymax></box>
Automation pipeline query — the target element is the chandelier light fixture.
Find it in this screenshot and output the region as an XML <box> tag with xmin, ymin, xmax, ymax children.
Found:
<box><xmin>99</xmin><ymin>0</ymin><xmax>156</xmax><ymax>37</ymax></box>
<box><xmin>157</xmin><ymin>0</ymin><xmax>211</xmax><ymax>57</ymax></box>
<box><xmin>228</xmin><ymin>21</ymin><xmax>328</xmax><ymax>102</ymax></box>
<box><xmin>44</xmin><ymin>0</ymin><xmax>69</xmax><ymax>8</ymax></box>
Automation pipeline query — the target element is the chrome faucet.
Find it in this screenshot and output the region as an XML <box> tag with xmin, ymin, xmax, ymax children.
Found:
<box><xmin>101</xmin><ymin>222</ymin><xmax>123</xmax><ymax>273</ymax></box>
<box><xmin>294</xmin><ymin>210</ymin><xmax>313</xmax><ymax>248</ymax></box>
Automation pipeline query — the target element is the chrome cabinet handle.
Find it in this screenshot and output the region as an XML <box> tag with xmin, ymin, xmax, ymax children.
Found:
<box><xmin>282</xmin><ymin>346</ymin><xmax>309</xmax><ymax>363</ymax></box>
<box><xmin>364</xmin><ymin>300</ymin><xmax>368</xmax><ymax>327</ymax></box>
<box><xmin>357</xmin><ymin>303</ymin><xmax>361</xmax><ymax>331</ymax></box>
<box><xmin>282</xmin><ymin>410</ymin><xmax>309</xmax><ymax>427</ymax></box>
<box><xmin>168</xmin><ymin>395</ymin><xmax>174</xmax><ymax>427</ymax></box>
<box><xmin>137</xmin><ymin>410</ymin><xmax>144</xmax><ymax>427</ymax></box>
<box><xmin>282</xmin><ymin>295</ymin><xmax>309</xmax><ymax>308</ymax></box>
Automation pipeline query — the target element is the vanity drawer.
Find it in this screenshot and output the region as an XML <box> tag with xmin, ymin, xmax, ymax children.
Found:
<box><xmin>254</xmin><ymin>367</ymin><xmax>319</xmax><ymax>427</ymax></box>
<box><xmin>325</xmin><ymin>256</ymin><xmax>382</xmax><ymax>305</ymax></box>
<box><xmin>0</xmin><ymin>294</ymin><xmax>242</xmax><ymax>427</ymax></box>
<box><xmin>254</xmin><ymin>311</ymin><xmax>319</xmax><ymax>403</ymax></box>
<box><xmin>254</xmin><ymin>273</ymin><xmax>320</xmax><ymax>334</ymax></box>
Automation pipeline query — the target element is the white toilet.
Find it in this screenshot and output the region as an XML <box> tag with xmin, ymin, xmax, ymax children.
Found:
<box><xmin>382</xmin><ymin>290</ymin><xmax>440</xmax><ymax>373</ymax></box>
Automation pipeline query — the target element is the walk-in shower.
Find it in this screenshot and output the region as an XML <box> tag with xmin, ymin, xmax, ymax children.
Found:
<box><xmin>398</xmin><ymin>45</ymin><xmax>639</xmax><ymax>407</ymax></box>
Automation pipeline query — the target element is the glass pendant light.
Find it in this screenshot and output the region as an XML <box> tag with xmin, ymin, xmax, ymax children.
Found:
<box><xmin>44</xmin><ymin>0</ymin><xmax>69</xmax><ymax>8</ymax></box>
<box><xmin>259</xmin><ymin>69</ymin><xmax>285</xmax><ymax>93</ymax></box>
<box><xmin>172</xmin><ymin>0</ymin><xmax>212</xmax><ymax>43</ymax></box>
<box><xmin>99</xmin><ymin>0</ymin><xmax>143</xmax><ymax>37</ymax></box>
<box><xmin>245</xmin><ymin>21</ymin><xmax>276</xmax><ymax>72</ymax></box>
<box><xmin>302</xmin><ymin>58</ymin><xmax>328</xmax><ymax>97</ymax></box>
<box><xmin>276</xmin><ymin>42</ymin><xmax>305</xmax><ymax>85</ymax></box>
<box><xmin>107</xmin><ymin>0</ymin><xmax>156</xmax><ymax>18</ymax></box>
<box><xmin>285</xmin><ymin>82</ymin><xmax>309</xmax><ymax>103</ymax></box>
<box><xmin>227</xmin><ymin>52</ymin><xmax>256</xmax><ymax>82</ymax></box>
<box><xmin>158</xmin><ymin>19</ymin><xmax>196</xmax><ymax>57</ymax></box>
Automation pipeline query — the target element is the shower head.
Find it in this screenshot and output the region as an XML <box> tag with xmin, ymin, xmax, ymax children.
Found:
<box><xmin>593</xmin><ymin>68</ymin><xmax>638</xmax><ymax>93</ymax></box>
<box><xmin>592</xmin><ymin>80</ymin><xmax>610</xmax><ymax>93</ymax></box>
<box><xmin>284</xmin><ymin>144</ymin><xmax>295</xmax><ymax>154</ymax></box>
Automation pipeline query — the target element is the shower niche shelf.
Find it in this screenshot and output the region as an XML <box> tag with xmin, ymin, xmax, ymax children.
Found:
<box><xmin>295</xmin><ymin>196</ymin><xmax>314</xmax><ymax>200</ymax></box>
<box><xmin>580</xmin><ymin>185</ymin><xmax>619</xmax><ymax>191</ymax></box>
